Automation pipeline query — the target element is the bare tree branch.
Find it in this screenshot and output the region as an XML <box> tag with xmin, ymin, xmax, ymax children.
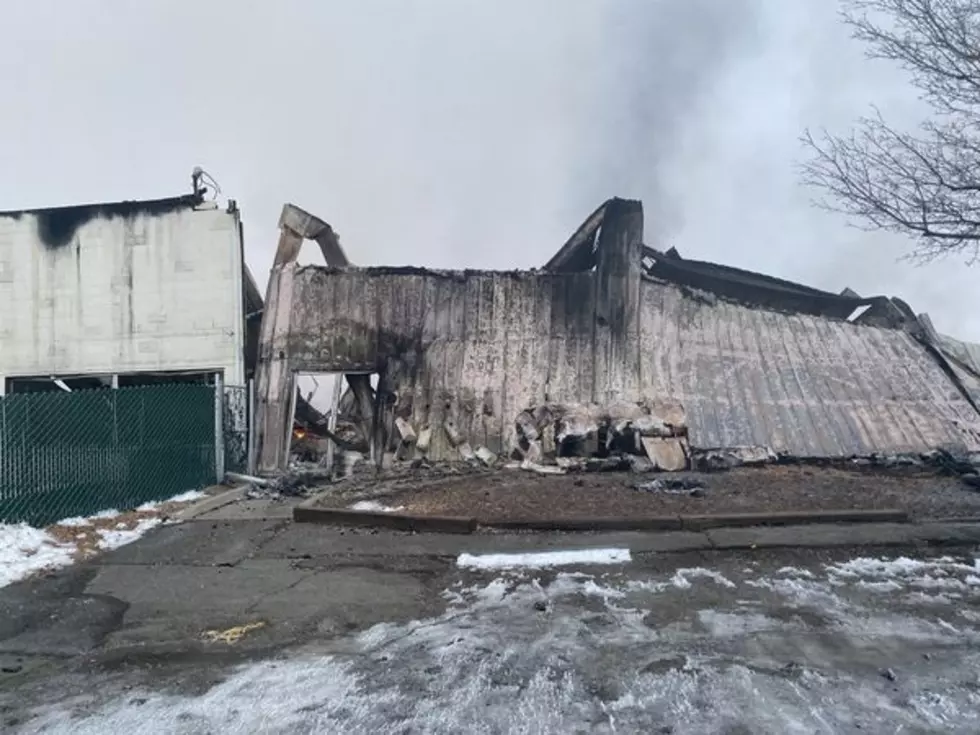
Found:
<box><xmin>801</xmin><ymin>0</ymin><xmax>980</xmax><ymax>263</ymax></box>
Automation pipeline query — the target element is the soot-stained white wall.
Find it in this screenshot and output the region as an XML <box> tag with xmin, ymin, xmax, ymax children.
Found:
<box><xmin>0</xmin><ymin>199</ymin><xmax>246</xmax><ymax>391</ymax></box>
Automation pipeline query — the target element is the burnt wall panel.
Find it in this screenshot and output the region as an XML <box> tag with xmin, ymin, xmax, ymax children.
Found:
<box><xmin>638</xmin><ymin>280</ymin><xmax>980</xmax><ymax>456</ymax></box>
<box><xmin>285</xmin><ymin>266</ymin><xmax>980</xmax><ymax>462</ymax></box>
<box><xmin>288</xmin><ymin>267</ymin><xmax>598</xmax><ymax>459</ymax></box>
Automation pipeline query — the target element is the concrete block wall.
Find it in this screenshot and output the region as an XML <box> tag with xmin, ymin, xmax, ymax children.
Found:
<box><xmin>0</xmin><ymin>201</ymin><xmax>246</xmax><ymax>392</ymax></box>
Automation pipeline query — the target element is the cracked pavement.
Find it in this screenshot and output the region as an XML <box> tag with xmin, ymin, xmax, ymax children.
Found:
<box><xmin>2</xmin><ymin>517</ymin><xmax>980</xmax><ymax>732</ymax></box>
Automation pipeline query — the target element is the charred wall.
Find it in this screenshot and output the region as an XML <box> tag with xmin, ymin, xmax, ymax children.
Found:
<box><xmin>283</xmin><ymin>267</ymin><xmax>980</xmax><ymax>460</ymax></box>
<box><xmin>286</xmin><ymin>267</ymin><xmax>601</xmax><ymax>459</ymax></box>
<box><xmin>253</xmin><ymin>195</ymin><xmax>980</xmax><ymax>471</ymax></box>
<box><xmin>637</xmin><ymin>282</ymin><xmax>980</xmax><ymax>456</ymax></box>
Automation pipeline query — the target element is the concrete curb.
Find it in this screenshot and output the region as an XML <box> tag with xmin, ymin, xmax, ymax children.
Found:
<box><xmin>679</xmin><ymin>509</ymin><xmax>909</xmax><ymax>531</ymax></box>
<box><xmin>178</xmin><ymin>486</ymin><xmax>247</xmax><ymax>521</ymax></box>
<box><xmin>292</xmin><ymin>502</ymin><xmax>909</xmax><ymax>534</ymax></box>
<box><xmin>293</xmin><ymin>505</ymin><xmax>478</xmax><ymax>534</ymax></box>
<box><xmin>487</xmin><ymin>517</ymin><xmax>682</xmax><ymax>532</ymax></box>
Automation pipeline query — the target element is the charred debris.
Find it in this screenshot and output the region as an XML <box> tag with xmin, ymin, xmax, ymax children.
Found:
<box><xmin>252</xmin><ymin>199</ymin><xmax>980</xmax><ymax>492</ymax></box>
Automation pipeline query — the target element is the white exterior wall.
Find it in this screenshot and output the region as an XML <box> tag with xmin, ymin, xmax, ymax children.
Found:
<box><xmin>0</xmin><ymin>203</ymin><xmax>246</xmax><ymax>392</ymax></box>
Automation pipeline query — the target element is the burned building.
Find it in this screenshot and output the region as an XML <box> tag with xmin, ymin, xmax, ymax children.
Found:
<box><xmin>0</xmin><ymin>186</ymin><xmax>262</xmax><ymax>393</ymax></box>
<box><xmin>254</xmin><ymin>199</ymin><xmax>980</xmax><ymax>473</ymax></box>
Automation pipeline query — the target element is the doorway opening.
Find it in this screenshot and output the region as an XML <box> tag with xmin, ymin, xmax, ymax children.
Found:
<box><xmin>288</xmin><ymin>372</ymin><xmax>379</xmax><ymax>474</ymax></box>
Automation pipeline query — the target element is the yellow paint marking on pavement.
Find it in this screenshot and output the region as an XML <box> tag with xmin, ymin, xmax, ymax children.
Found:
<box><xmin>201</xmin><ymin>621</ymin><xmax>266</xmax><ymax>644</ymax></box>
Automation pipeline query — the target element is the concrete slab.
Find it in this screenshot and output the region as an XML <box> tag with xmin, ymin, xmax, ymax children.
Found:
<box><xmin>248</xmin><ymin>567</ymin><xmax>438</xmax><ymax>637</ymax></box>
<box><xmin>195</xmin><ymin>497</ymin><xmax>298</xmax><ymax>522</ymax></box>
<box><xmin>97</xmin><ymin>520</ymin><xmax>287</xmax><ymax>567</ymax></box>
<box><xmin>906</xmin><ymin>522</ymin><xmax>980</xmax><ymax>545</ymax></box>
<box><xmin>626</xmin><ymin>531</ymin><xmax>713</xmax><ymax>553</ymax></box>
<box><xmin>255</xmin><ymin>525</ymin><xmax>713</xmax><ymax>560</ymax></box>
<box><xmin>0</xmin><ymin>595</ymin><xmax>128</xmax><ymax>656</ymax></box>
<box><xmin>85</xmin><ymin>559</ymin><xmax>310</xmax><ymax>614</ymax></box>
<box><xmin>177</xmin><ymin>486</ymin><xmax>245</xmax><ymax>520</ymax></box>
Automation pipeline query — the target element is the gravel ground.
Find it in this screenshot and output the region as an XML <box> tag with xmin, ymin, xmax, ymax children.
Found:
<box><xmin>321</xmin><ymin>465</ymin><xmax>980</xmax><ymax>521</ymax></box>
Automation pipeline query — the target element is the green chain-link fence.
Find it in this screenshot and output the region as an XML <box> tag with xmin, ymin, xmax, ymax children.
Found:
<box><xmin>0</xmin><ymin>384</ymin><xmax>218</xmax><ymax>526</ymax></box>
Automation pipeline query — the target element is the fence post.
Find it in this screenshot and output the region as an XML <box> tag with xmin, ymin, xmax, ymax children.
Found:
<box><xmin>247</xmin><ymin>379</ymin><xmax>257</xmax><ymax>475</ymax></box>
<box><xmin>214</xmin><ymin>373</ymin><xmax>225</xmax><ymax>483</ymax></box>
<box><xmin>0</xmin><ymin>396</ymin><xmax>5</xmax><ymax>498</ymax></box>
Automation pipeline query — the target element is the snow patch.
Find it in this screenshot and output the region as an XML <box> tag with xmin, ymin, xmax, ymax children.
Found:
<box><xmin>671</xmin><ymin>568</ymin><xmax>736</xmax><ymax>590</ymax></box>
<box><xmin>857</xmin><ymin>580</ymin><xmax>903</xmax><ymax>593</ymax></box>
<box><xmin>775</xmin><ymin>566</ymin><xmax>814</xmax><ymax>579</ymax></box>
<box><xmin>0</xmin><ymin>488</ymin><xmax>205</xmax><ymax>587</ymax></box>
<box><xmin>456</xmin><ymin>548</ymin><xmax>631</xmax><ymax>570</ymax></box>
<box><xmin>136</xmin><ymin>489</ymin><xmax>207</xmax><ymax>511</ymax></box>
<box><xmin>348</xmin><ymin>500</ymin><xmax>405</xmax><ymax>513</ymax></box>
<box><xmin>56</xmin><ymin>508</ymin><xmax>120</xmax><ymax>527</ymax></box>
<box><xmin>0</xmin><ymin>524</ymin><xmax>74</xmax><ymax>588</ymax></box>
<box><xmin>97</xmin><ymin>518</ymin><xmax>163</xmax><ymax>550</ymax></box>
<box><xmin>698</xmin><ymin>610</ymin><xmax>784</xmax><ymax>636</ymax></box>
<box><xmin>829</xmin><ymin>556</ymin><xmax>976</xmax><ymax>580</ymax></box>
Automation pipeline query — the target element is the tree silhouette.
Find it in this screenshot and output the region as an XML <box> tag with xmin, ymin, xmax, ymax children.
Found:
<box><xmin>802</xmin><ymin>0</ymin><xmax>980</xmax><ymax>263</ymax></box>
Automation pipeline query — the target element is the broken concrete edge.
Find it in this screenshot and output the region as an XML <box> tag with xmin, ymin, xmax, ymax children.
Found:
<box><xmin>291</xmin><ymin>504</ymin><xmax>909</xmax><ymax>534</ymax></box>
<box><xmin>678</xmin><ymin>509</ymin><xmax>908</xmax><ymax>530</ymax></box>
<box><xmin>178</xmin><ymin>485</ymin><xmax>248</xmax><ymax>521</ymax></box>
<box><xmin>292</xmin><ymin>505</ymin><xmax>477</xmax><ymax>534</ymax></box>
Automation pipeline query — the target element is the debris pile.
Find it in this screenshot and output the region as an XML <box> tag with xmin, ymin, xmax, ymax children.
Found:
<box><xmin>512</xmin><ymin>399</ymin><xmax>694</xmax><ymax>475</ymax></box>
<box><xmin>227</xmin><ymin>469</ymin><xmax>333</xmax><ymax>500</ymax></box>
<box><xmin>690</xmin><ymin>446</ymin><xmax>779</xmax><ymax>472</ymax></box>
<box><xmin>922</xmin><ymin>446</ymin><xmax>980</xmax><ymax>490</ymax></box>
<box><xmin>632</xmin><ymin>475</ymin><xmax>707</xmax><ymax>497</ymax></box>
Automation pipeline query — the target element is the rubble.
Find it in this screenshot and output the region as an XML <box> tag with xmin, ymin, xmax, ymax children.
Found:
<box><xmin>475</xmin><ymin>446</ymin><xmax>497</xmax><ymax>467</ymax></box>
<box><xmin>415</xmin><ymin>426</ymin><xmax>433</xmax><ymax>453</ymax></box>
<box><xmin>520</xmin><ymin>460</ymin><xmax>566</xmax><ymax>475</ymax></box>
<box><xmin>632</xmin><ymin>476</ymin><xmax>706</xmax><ymax>495</ymax></box>
<box><xmin>395</xmin><ymin>417</ymin><xmax>417</xmax><ymax>445</ymax></box>
<box><xmin>512</xmin><ymin>399</ymin><xmax>690</xmax><ymax>473</ymax></box>
<box><xmin>278</xmin><ymin>366</ymin><xmax>980</xmax><ymax>491</ymax></box>
<box><xmin>692</xmin><ymin>447</ymin><xmax>778</xmax><ymax>472</ymax></box>
<box><xmin>444</xmin><ymin>420</ymin><xmax>465</xmax><ymax>448</ymax></box>
<box><xmin>640</xmin><ymin>437</ymin><xmax>689</xmax><ymax>472</ymax></box>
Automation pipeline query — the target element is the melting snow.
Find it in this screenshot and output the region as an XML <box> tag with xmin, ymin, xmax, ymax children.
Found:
<box><xmin>19</xmin><ymin>559</ymin><xmax>980</xmax><ymax>734</ymax></box>
<box><xmin>348</xmin><ymin>500</ymin><xmax>406</xmax><ymax>513</ymax></box>
<box><xmin>671</xmin><ymin>568</ymin><xmax>736</xmax><ymax>589</ymax></box>
<box><xmin>57</xmin><ymin>508</ymin><xmax>121</xmax><ymax>526</ymax></box>
<box><xmin>0</xmin><ymin>524</ymin><xmax>75</xmax><ymax>588</ymax></box>
<box><xmin>828</xmin><ymin>556</ymin><xmax>978</xmax><ymax>580</ymax></box>
<box><xmin>97</xmin><ymin>518</ymin><xmax>164</xmax><ymax>550</ymax></box>
<box><xmin>457</xmin><ymin>548</ymin><xmax>631</xmax><ymax>570</ymax></box>
<box><xmin>136</xmin><ymin>489</ymin><xmax>206</xmax><ymax>511</ymax></box>
<box><xmin>0</xmin><ymin>489</ymin><xmax>210</xmax><ymax>588</ymax></box>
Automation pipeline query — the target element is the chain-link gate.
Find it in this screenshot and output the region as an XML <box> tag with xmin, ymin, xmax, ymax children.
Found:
<box><xmin>0</xmin><ymin>384</ymin><xmax>218</xmax><ymax>526</ymax></box>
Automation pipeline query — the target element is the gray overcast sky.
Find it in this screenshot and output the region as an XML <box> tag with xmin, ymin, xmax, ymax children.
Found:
<box><xmin>2</xmin><ymin>0</ymin><xmax>977</xmax><ymax>341</ymax></box>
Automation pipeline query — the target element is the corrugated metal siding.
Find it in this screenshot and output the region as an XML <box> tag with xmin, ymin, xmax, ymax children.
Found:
<box><xmin>640</xmin><ymin>283</ymin><xmax>980</xmax><ymax>455</ymax></box>
<box><xmin>289</xmin><ymin>267</ymin><xmax>598</xmax><ymax>458</ymax></box>
<box><xmin>937</xmin><ymin>333</ymin><xmax>980</xmax><ymax>408</ymax></box>
<box><xmin>938</xmin><ymin>333</ymin><xmax>980</xmax><ymax>376</ymax></box>
<box><xmin>287</xmin><ymin>267</ymin><xmax>980</xmax><ymax>459</ymax></box>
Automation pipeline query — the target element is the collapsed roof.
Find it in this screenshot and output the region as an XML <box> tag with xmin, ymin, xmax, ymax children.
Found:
<box><xmin>253</xmin><ymin>198</ymin><xmax>980</xmax><ymax>472</ymax></box>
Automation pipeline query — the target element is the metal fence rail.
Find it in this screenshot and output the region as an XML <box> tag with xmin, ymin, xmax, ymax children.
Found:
<box><xmin>0</xmin><ymin>384</ymin><xmax>218</xmax><ymax>526</ymax></box>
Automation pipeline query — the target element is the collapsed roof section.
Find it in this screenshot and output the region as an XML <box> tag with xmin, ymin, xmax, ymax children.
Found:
<box><xmin>542</xmin><ymin>197</ymin><xmax>926</xmax><ymax>327</ymax></box>
<box><xmin>253</xmin><ymin>198</ymin><xmax>980</xmax><ymax>474</ymax></box>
